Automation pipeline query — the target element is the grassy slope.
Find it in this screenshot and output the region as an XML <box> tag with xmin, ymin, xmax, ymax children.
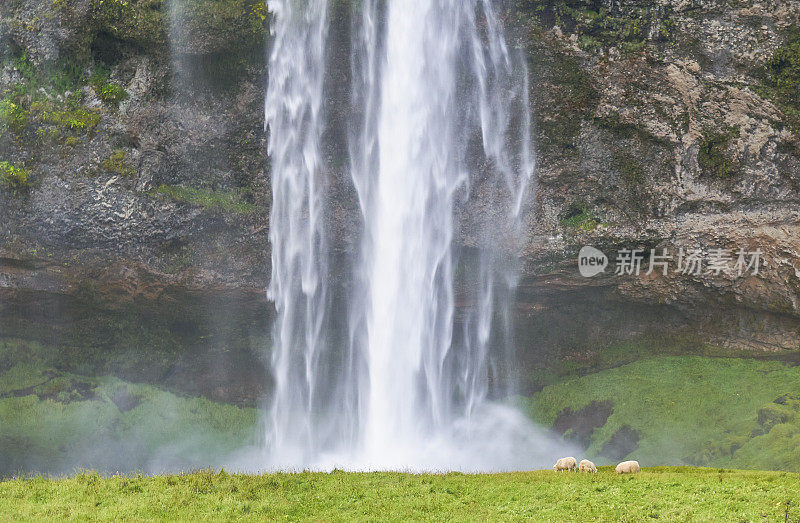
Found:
<box><xmin>0</xmin><ymin>360</ymin><xmax>257</xmax><ymax>475</ymax></box>
<box><xmin>525</xmin><ymin>356</ymin><xmax>800</xmax><ymax>470</ymax></box>
<box><xmin>0</xmin><ymin>468</ymin><xmax>798</xmax><ymax>521</ymax></box>
<box><xmin>3</xmin><ymin>333</ymin><xmax>800</xmax><ymax>475</ymax></box>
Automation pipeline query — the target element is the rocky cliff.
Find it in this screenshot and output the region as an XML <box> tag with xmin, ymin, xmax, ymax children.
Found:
<box><xmin>516</xmin><ymin>0</ymin><xmax>800</xmax><ymax>361</ymax></box>
<box><xmin>1</xmin><ymin>0</ymin><xmax>798</xmax><ymax>401</ymax></box>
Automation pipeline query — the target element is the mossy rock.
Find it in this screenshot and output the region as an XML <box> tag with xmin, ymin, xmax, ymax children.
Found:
<box><xmin>169</xmin><ymin>0</ymin><xmax>268</xmax><ymax>55</ymax></box>
<box><xmin>0</xmin><ymin>99</ymin><xmax>28</xmax><ymax>134</ymax></box>
<box><xmin>559</xmin><ymin>201</ymin><xmax>600</xmax><ymax>231</ymax></box>
<box><xmin>54</xmin><ymin>0</ymin><xmax>168</xmax><ymax>54</ymax></box>
<box><xmin>517</xmin><ymin>1</ymin><xmax>676</xmax><ymax>55</ymax></box>
<box><xmin>697</xmin><ymin>127</ymin><xmax>738</xmax><ymax>179</ymax></box>
<box><xmin>532</xmin><ymin>48</ymin><xmax>598</xmax><ymax>153</ymax></box>
<box><xmin>687</xmin><ymin>433</ymin><xmax>750</xmax><ymax>466</ymax></box>
<box><xmin>90</xmin><ymin>69</ymin><xmax>128</xmax><ymax>108</ymax></box>
<box><xmin>102</xmin><ymin>149</ymin><xmax>136</xmax><ymax>177</ymax></box>
<box><xmin>151</xmin><ymin>184</ymin><xmax>258</xmax><ymax>214</ymax></box>
<box><xmin>757</xmin><ymin>403</ymin><xmax>795</xmax><ymax>431</ymax></box>
<box><xmin>0</xmin><ymin>161</ymin><xmax>30</xmax><ymax>191</ymax></box>
<box><xmin>758</xmin><ymin>26</ymin><xmax>800</xmax><ymax>135</ymax></box>
<box><xmin>0</xmin><ymin>363</ymin><xmax>258</xmax><ymax>475</ymax></box>
<box><xmin>774</xmin><ymin>393</ymin><xmax>800</xmax><ymax>410</ymax></box>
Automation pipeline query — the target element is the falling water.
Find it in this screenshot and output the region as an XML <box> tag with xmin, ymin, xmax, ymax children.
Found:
<box><xmin>264</xmin><ymin>0</ymin><xmax>330</xmax><ymax>467</ymax></box>
<box><xmin>265</xmin><ymin>0</ymin><xmax>568</xmax><ymax>471</ymax></box>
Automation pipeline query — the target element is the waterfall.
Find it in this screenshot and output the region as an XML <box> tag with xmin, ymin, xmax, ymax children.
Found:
<box><xmin>264</xmin><ymin>0</ymin><xmax>330</xmax><ymax>467</ymax></box>
<box><xmin>265</xmin><ymin>0</ymin><xmax>567</xmax><ymax>472</ymax></box>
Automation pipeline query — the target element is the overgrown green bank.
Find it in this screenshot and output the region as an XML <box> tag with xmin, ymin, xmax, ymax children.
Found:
<box><xmin>0</xmin><ymin>339</ymin><xmax>258</xmax><ymax>476</ymax></box>
<box><xmin>525</xmin><ymin>356</ymin><xmax>800</xmax><ymax>471</ymax></box>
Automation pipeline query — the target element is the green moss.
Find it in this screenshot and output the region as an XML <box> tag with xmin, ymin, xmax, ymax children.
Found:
<box><xmin>2</xmin><ymin>95</ymin><xmax>101</xmax><ymax>143</ymax></box>
<box><xmin>1</xmin><ymin>48</ymin><xmax>108</xmax><ymax>145</ymax></box>
<box><xmin>0</xmin><ymin>161</ymin><xmax>30</xmax><ymax>190</ymax></box>
<box><xmin>757</xmin><ymin>403</ymin><xmax>795</xmax><ymax>431</ymax></box>
<box><xmin>559</xmin><ymin>202</ymin><xmax>600</xmax><ymax>231</ymax></box>
<box><xmin>170</xmin><ymin>0</ymin><xmax>267</xmax><ymax>51</ymax></box>
<box><xmin>35</xmin><ymin>103</ymin><xmax>101</xmax><ymax>134</ymax></box>
<box><xmin>613</xmin><ymin>150</ymin><xmax>644</xmax><ymax>184</ymax></box>
<box><xmin>153</xmin><ymin>184</ymin><xmax>257</xmax><ymax>214</ymax></box>
<box><xmin>767</xmin><ymin>31</ymin><xmax>800</xmax><ymax>91</ymax></box>
<box><xmin>102</xmin><ymin>149</ymin><xmax>136</xmax><ymax>177</ymax></box>
<box><xmin>518</xmin><ymin>1</ymin><xmax>676</xmax><ymax>55</ymax></box>
<box><xmin>525</xmin><ymin>336</ymin><xmax>783</xmax><ymax>392</ymax></box>
<box><xmin>536</xmin><ymin>51</ymin><xmax>597</xmax><ymax>153</ymax></box>
<box><xmin>525</xmin><ymin>356</ymin><xmax>800</xmax><ymax>471</ymax></box>
<box><xmin>698</xmin><ymin>127</ymin><xmax>738</xmax><ymax>179</ymax></box>
<box><xmin>759</xmin><ymin>27</ymin><xmax>800</xmax><ymax>135</ymax></box>
<box><xmin>619</xmin><ymin>40</ymin><xmax>647</xmax><ymax>55</ymax></box>
<box><xmin>595</xmin><ymin>112</ymin><xmax>670</xmax><ymax>146</ymax></box>
<box><xmin>89</xmin><ymin>0</ymin><xmax>167</xmax><ymax>49</ymax></box>
<box><xmin>0</xmin><ymin>99</ymin><xmax>28</xmax><ymax>134</ymax></box>
<box><xmin>90</xmin><ymin>69</ymin><xmax>128</xmax><ymax>108</ymax></box>
<box><xmin>577</xmin><ymin>34</ymin><xmax>602</xmax><ymax>53</ymax></box>
<box><xmin>0</xmin><ymin>362</ymin><xmax>258</xmax><ymax>475</ymax></box>
<box><xmin>12</xmin><ymin>50</ymin><xmax>38</xmax><ymax>84</ymax></box>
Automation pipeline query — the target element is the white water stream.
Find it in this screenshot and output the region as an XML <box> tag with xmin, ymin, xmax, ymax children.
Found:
<box><xmin>264</xmin><ymin>0</ymin><xmax>568</xmax><ymax>472</ymax></box>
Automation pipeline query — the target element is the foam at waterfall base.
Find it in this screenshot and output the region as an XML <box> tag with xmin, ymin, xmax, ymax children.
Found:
<box><xmin>229</xmin><ymin>403</ymin><xmax>575</xmax><ymax>474</ymax></box>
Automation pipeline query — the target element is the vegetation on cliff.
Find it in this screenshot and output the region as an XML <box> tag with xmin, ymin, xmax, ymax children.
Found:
<box><xmin>0</xmin><ymin>50</ymin><xmax>102</xmax><ymax>148</ymax></box>
<box><xmin>697</xmin><ymin>127</ymin><xmax>738</xmax><ymax>179</ymax></box>
<box><xmin>0</xmin><ymin>160</ymin><xmax>29</xmax><ymax>190</ymax></box>
<box><xmin>89</xmin><ymin>68</ymin><xmax>128</xmax><ymax>108</ymax></box>
<box><xmin>761</xmin><ymin>26</ymin><xmax>800</xmax><ymax>135</ymax></box>
<box><xmin>152</xmin><ymin>184</ymin><xmax>259</xmax><ymax>214</ymax></box>
<box><xmin>101</xmin><ymin>149</ymin><xmax>136</xmax><ymax>177</ymax></box>
<box><xmin>517</xmin><ymin>1</ymin><xmax>676</xmax><ymax>55</ymax></box>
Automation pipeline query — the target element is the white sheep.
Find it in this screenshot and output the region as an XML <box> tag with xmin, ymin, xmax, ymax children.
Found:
<box><xmin>578</xmin><ymin>459</ymin><xmax>597</xmax><ymax>473</ymax></box>
<box><xmin>615</xmin><ymin>460</ymin><xmax>640</xmax><ymax>474</ymax></box>
<box><xmin>553</xmin><ymin>456</ymin><xmax>577</xmax><ymax>472</ymax></box>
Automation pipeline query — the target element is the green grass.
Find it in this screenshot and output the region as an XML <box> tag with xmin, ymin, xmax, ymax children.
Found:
<box><xmin>525</xmin><ymin>356</ymin><xmax>800</xmax><ymax>470</ymax></box>
<box><xmin>0</xmin><ymin>468</ymin><xmax>798</xmax><ymax>521</ymax></box>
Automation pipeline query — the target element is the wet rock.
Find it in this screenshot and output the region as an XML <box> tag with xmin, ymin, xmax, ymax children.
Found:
<box><xmin>553</xmin><ymin>400</ymin><xmax>614</xmax><ymax>450</ymax></box>
<box><xmin>601</xmin><ymin>426</ymin><xmax>640</xmax><ymax>461</ymax></box>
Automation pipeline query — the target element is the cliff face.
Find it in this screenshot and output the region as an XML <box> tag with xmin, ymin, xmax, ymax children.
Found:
<box><xmin>515</xmin><ymin>0</ymin><xmax>800</xmax><ymax>357</ymax></box>
<box><xmin>1</xmin><ymin>0</ymin><xmax>799</xmax><ymax>399</ymax></box>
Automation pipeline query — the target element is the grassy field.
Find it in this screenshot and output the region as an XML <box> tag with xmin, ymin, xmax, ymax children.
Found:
<box><xmin>0</xmin><ymin>468</ymin><xmax>798</xmax><ymax>521</ymax></box>
<box><xmin>524</xmin><ymin>356</ymin><xmax>800</xmax><ymax>471</ymax></box>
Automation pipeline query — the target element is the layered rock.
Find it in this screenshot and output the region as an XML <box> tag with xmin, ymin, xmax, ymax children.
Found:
<box><xmin>0</xmin><ymin>0</ymin><xmax>798</xmax><ymax>401</ymax></box>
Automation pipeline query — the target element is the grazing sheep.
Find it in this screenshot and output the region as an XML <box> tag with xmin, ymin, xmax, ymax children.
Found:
<box><xmin>553</xmin><ymin>457</ymin><xmax>578</xmax><ymax>472</ymax></box>
<box><xmin>615</xmin><ymin>460</ymin><xmax>640</xmax><ymax>474</ymax></box>
<box><xmin>579</xmin><ymin>459</ymin><xmax>597</xmax><ymax>473</ymax></box>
